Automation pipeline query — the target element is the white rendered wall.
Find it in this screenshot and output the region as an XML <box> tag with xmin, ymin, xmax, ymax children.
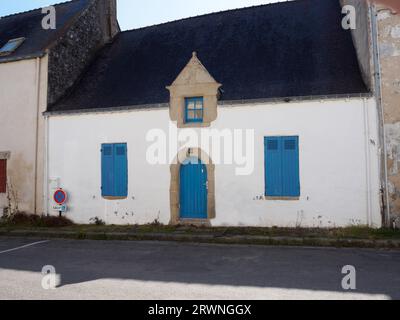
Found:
<box><xmin>0</xmin><ymin>57</ymin><xmax>48</xmax><ymax>214</ymax></box>
<box><xmin>47</xmin><ymin>97</ymin><xmax>381</xmax><ymax>227</ymax></box>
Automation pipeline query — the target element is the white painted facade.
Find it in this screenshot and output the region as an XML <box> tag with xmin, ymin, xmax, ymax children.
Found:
<box><xmin>46</xmin><ymin>97</ymin><xmax>382</xmax><ymax>228</ymax></box>
<box><xmin>0</xmin><ymin>56</ymin><xmax>48</xmax><ymax>215</ymax></box>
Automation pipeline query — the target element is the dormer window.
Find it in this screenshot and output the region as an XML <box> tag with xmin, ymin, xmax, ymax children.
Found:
<box><xmin>167</xmin><ymin>52</ymin><xmax>222</xmax><ymax>128</ymax></box>
<box><xmin>185</xmin><ymin>97</ymin><xmax>204</xmax><ymax>123</ymax></box>
<box><xmin>0</xmin><ymin>37</ymin><xmax>25</xmax><ymax>56</ymax></box>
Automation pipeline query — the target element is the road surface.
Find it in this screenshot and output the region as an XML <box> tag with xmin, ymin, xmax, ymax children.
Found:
<box><xmin>0</xmin><ymin>237</ymin><xmax>399</xmax><ymax>300</ymax></box>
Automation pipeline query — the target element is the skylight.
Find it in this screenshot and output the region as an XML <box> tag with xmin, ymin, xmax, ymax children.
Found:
<box><xmin>0</xmin><ymin>37</ymin><xmax>25</xmax><ymax>56</ymax></box>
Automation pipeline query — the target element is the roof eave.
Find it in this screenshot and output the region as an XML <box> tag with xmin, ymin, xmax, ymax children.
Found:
<box><xmin>44</xmin><ymin>92</ymin><xmax>374</xmax><ymax>116</ymax></box>
<box><xmin>0</xmin><ymin>51</ymin><xmax>46</xmax><ymax>64</ymax></box>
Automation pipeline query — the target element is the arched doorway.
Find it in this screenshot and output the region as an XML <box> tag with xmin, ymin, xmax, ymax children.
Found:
<box><xmin>170</xmin><ymin>148</ymin><xmax>215</xmax><ymax>225</ymax></box>
<box><xmin>179</xmin><ymin>157</ymin><xmax>207</xmax><ymax>219</ymax></box>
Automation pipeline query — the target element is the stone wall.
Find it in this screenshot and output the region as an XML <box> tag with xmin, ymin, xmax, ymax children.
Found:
<box><xmin>47</xmin><ymin>0</ymin><xmax>119</xmax><ymax>106</ymax></box>
<box><xmin>376</xmin><ymin>6</ymin><xmax>400</xmax><ymax>226</ymax></box>
<box><xmin>341</xmin><ymin>0</ymin><xmax>374</xmax><ymax>90</ymax></box>
<box><xmin>342</xmin><ymin>1</ymin><xmax>400</xmax><ymax>226</ymax></box>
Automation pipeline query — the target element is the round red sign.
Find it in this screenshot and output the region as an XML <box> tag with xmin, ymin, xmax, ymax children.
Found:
<box><xmin>53</xmin><ymin>189</ymin><xmax>67</xmax><ymax>205</ymax></box>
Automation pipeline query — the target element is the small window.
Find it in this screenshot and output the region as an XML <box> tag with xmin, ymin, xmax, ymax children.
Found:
<box><xmin>0</xmin><ymin>159</ymin><xmax>6</xmax><ymax>194</ymax></box>
<box><xmin>185</xmin><ymin>97</ymin><xmax>204</xmax><ymax>123</ymax></box>
<box><xmin>101</xmin><ymin>143</ymin><xmax>128</xmax><ymax>198</ymax></box>
<box><xmin>0</xmin><ymin>38</ymin><xmax>25</xmax><ymax>56</ymax></box>
<box><xmin>264</xmin><ymin>136</ymin><xmax>300</xmax><ymax>198</ymax></box>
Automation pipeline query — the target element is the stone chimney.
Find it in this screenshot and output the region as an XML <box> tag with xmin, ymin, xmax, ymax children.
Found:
<box><xmin>98</xmin><ymin>0</ymin><xmax>120</xmax><ymax>43</ymax></box>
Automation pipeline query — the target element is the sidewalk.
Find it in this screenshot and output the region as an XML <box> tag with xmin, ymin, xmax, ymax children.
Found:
<box><xmin>1</xmin><ymin>225</ymin><xmax>399</xmax><ymax>249</ymax></box>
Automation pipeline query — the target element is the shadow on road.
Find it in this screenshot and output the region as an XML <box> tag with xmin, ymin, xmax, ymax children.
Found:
<box><xmin>0</xmin><ymin>238</ymin><xmax>399</xmax><ymax>299</ymax></box>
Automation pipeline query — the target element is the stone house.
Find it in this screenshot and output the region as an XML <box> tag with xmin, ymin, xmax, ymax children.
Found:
<box><xmin>1</xmin><ymin>0</ymin><xmax>399</xmax><ymax>228</ymax></box>
<box><xmin>45</xmin><ymin>0</ymin><xmax>383</xmax><ymax>227</ymax></box>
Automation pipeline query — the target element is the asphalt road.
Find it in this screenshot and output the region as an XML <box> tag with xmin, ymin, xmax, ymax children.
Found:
<box><xmin>0</xmin><ymin>237</ymin><xmax>399</xmax><ymax>300</ymax></box>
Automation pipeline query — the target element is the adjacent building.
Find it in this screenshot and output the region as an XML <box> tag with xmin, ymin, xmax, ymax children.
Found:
<box><xmin>0</xmin><ymin>0</ymin><xmax>118</xmax><ymax>215</ymax></box>
<box><xmin>343</xmin><ymin>0</ymin><xmax>400</xmax><ymax>227</ymax></box>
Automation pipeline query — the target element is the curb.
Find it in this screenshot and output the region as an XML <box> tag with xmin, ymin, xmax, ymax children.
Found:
<box><xmin>0</xmin><ymin>229</ymin><xmax>400</xmax><ymax>249</ymax></box>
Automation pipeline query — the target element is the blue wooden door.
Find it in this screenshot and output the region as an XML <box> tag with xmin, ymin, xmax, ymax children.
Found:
<box><xmin>180</xmin><ymin>157</ymin><xmax>208</xmax><ymax>219</ymax></box>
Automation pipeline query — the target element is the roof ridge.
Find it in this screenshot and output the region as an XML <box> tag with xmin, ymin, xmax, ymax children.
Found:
<box><xmin>0</xmin><ymin>0</ymin><xmax>86</xmax><ymax>20</ymax></box>
<box><xmin>120</xmin><ymin>0</ymin><xmax>298</xmax><ymax>34</ymax></box>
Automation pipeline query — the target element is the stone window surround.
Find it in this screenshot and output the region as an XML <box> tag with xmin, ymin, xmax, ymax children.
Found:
<box><xmin>167</xmin><ymin>52</ymin><xmax>222</xmax><ymax>129</ymax></box>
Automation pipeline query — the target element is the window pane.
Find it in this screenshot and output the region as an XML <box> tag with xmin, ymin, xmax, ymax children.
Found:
<box><xmin>187</xmin><ymin>101</ymin><xmax>196</xmax><ymax>110</ymax></box>
<box><xmin>0</xmin><ymin>42</ymin><xmax>16</xmax><ymax>52</ymax></box>
<box><xmin>187</xmin><ymin>110</ymin><xmax>196</xmax><ymax>120</ymax></box>
<box><xmin>194</xmin><ymin>109</ymin><xmax>203</xmax><ymax>119</ymax></box>
<box><xmin>0</xmin><ymin>38</ymin><xmax>25</xmax><ymax>55</ymax></box>
<box><xmin>185</xmin><ymin>97</ymin><xmax>204</xmax><ymax>123</ymax></box>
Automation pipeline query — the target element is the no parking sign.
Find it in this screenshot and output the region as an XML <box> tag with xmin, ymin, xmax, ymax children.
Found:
<box><xmin>54</xmin><ymin>188</ymin><xmax>67</xmax><ymax>205</ymax></box>
<box><xmin>53</xmin><ymin>189</ymin><xmax>68</xmax><ymax>214</ymax></box>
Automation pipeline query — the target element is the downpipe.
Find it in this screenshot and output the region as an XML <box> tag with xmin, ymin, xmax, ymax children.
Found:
<box><xmin>370</xmin><ymin>4</ymin><xmax>391</xmax><ymax>228</ymax></box>
<box><xmin>34</xmin><ymin>57</ymin><xmax>41</xmax><ymax>214</ymax></box>
<box><xmin>44</xmin><ymin>113</ymin><xmax>49</xmax><ymax>216</ymax></box>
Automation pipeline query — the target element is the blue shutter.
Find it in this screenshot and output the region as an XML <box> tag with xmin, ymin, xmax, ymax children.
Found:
<box><xmin>264</xmin><ymin>137</ymin><xmax>282</xmax><ymax>196</ymax></box>
<box><xmin>113</xmin><ymin>143</ymin><xmax>128</xmax><ymax>197</ymax></box>
<box><xmin>281</xmin><ymin>137</ymin><xmax>300</xmax><ymax>197</ymax></box>
<box><xmin>265</xmin><ymin>136</ymin><xmax>300</xmax><ymax>197</ymax></box>
<box><xmin>101</xmin><ymin>143</ymin><xmax>128</xmax><ymax>197</ymax></box>
<box><xmin>101</xmin><ymin>144</ymin><xmax>114</xmax><ymax>197</ymax></box>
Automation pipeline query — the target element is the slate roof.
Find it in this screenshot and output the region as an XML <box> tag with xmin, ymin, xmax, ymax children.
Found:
<box><xmin>50</xmin><ymin>0</ymin><xmax>369</xmax><ymax>112</ymax></box>
<box><xmin>0</xmin><ymin>0</ymin><xmax>90</xmax><ymax>63</ymax></box>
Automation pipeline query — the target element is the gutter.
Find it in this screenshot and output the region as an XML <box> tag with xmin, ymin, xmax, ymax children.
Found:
<box><xmin>44</xmin><ymin>93</ymin><xmax>373</xmax><ymax>117</ymax></box>
<box><xmin>370</xmin><ymin>4</ymin><xmax>391</xmax><ymax>227</ymax></box>
<box><xmin>44</xmin><ymin>112</ymin><xmax>49</xmax><ymax>216</ymax></box>
<box><xmin>218</xmin><ymin>93</ymin><xmax>373</xmax><ymax>106</ymax></box>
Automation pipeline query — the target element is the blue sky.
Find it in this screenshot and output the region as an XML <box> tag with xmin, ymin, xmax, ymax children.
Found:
<box><xmin>0</xmin><ymin>0</ymin><xmax>278</xmax><ymax>30</ymax></box>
